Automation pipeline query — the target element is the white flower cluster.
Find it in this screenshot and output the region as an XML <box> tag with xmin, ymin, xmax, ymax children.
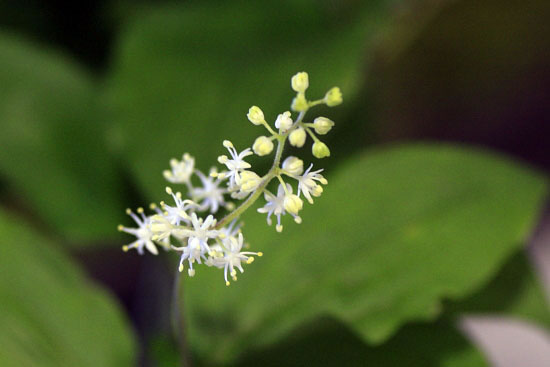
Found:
<box><xmin>119</xmin><ymin>72</ymin><xmax>342</xmax><ymax>285</ymax></box>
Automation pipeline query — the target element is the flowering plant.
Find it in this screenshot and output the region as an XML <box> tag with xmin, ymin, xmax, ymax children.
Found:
<box><xmin>119</xmin><ymin>72</ymin><xmax>342</xmax><ymax>285</ymax></box>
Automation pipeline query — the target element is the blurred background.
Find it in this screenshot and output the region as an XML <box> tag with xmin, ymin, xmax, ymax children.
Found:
<box><xmin>0</xmin><ymin>0</ymin><xmax>549</xmax><ymax>366</ymax></box>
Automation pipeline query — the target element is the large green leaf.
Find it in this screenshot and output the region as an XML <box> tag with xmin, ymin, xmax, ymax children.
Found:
<box><xmin>0</xmin><ymin>208</ymin><xmax>136</xmax><ymax>366</ymax></box>
<box><xmin>0</xmin><ymin>34</ymin><xmax>124</xmax><ymax>243</ymax></box>
<box><xmin>104</xmin><ymin>0</ymin><xmax>401</xmax><ymax>200</ymax></box>
<box><xmin>183</xmin><ymin>144</ymin><xmax>547</xmax><ymax>363</ymax></box>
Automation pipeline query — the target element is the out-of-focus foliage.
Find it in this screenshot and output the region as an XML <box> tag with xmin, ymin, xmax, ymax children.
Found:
<box><xmin>236</xmin><ymin>318</ymin><xmax>487</xmax><ymax>367</ymax></box>
<box><xmin>0</xmin><ymin>0</ymin><xmax>548</xmax><ymax>366</ymax></box>
<box><xmin>0</xmin><ymin>34</ymin><xmax>124</xmax><ymax>243</ymax></box>
<box><xmin>0</xmin><ymin>209</ymin><xmax>135</xmax><ymax>366</ymax></box>
<box><xmin>235</xmin><ymin>251</ymin><xmax>550</xmax><ymax>367</ymax></box>
<box><xmin>184</xmin><ymin>144</ymin><xmax>547</xmax><ymax>363</ymax></box>
<box><xmin>449</xmin><ymin>252</ymin><xmax>550</xmax><ymax>327</ymax></box>
<box><xmin>104</xmin><ymin>0</ymin><xmax>401</xmax><ymax>200</ymax></box>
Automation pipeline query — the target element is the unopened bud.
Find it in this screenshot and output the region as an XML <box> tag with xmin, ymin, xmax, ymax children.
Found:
<box><xmin>253</xmin><ymin>136</ymin><xmax>274</xmax><ymax>156</ymax></box>
<box><xmin>238</xmin><ymin>170</ymin><xmax>262</xmax><ymax>192</ymax></box>
<box><xmin>291</xmin><ymin>72</ymin><xmax>309</xmax><ymax>93</ymax></box>
<box><xmin>291</xmin><ymin>93</ymin><xmax>308</xmax><ymax>112</ymax></box>
<box><xmin>313</xmin><ymin>117</ymin><xmax>334</xmax><ymax>135</ymax></box>
<box><xmin>247</xmin><ymin>106</ymin><xmax>265</xmax><ymax>125</ymax></box>
<box><xmin>282</xmin><ymin>156</ymin><xmax>304</xmax><ymax>176</ymax></box>
<box><xmin>289</xmin><ymin>127</ymin><xmax>306</xmax><ymax>147</ymax></box>
<box><xmin>312</xmin><ymin>141</ymin><xmax>330</xmax><ymax>159</ymax></box>
<box><xmin>284</xmin><ymin>194</ymin><xmax>303</xmax><ymax>215</ymax></box>
<box><xmin>324</xmin><ymin>87</ymin><xmax>342</xmax><ymax>107</ymax></box>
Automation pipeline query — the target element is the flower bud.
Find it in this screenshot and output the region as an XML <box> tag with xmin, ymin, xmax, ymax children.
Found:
<box><xmin>284</xmin><ymin>194</ymin><xmax>303</xmax><ymax>215</ymax></box>
<box><xmin>275</xmin><ymin>111</ymin><xmax>293</xmax><ymax>132</ymax></box>
<box><xmin>289</xmin><ymin>127</ymin><xmax>306</xmax><ymax>147</ymax></box>
<box><xmin>324</xmin><ymin>87</ymin><xmax>342</xmax><ymax>107</ymax></box>
<box><xmin>291</xmin><ymin>93</ymin><xmax>308</xmax><ymax>112</ymax></box>
<box><xmin>291</xmin><ymin>72</ymin><xmax>309</xmax><ymax>93</ymax></box>
<box><xmin>238</xmin><ymin>170</ymin><xmax>262</xmax><ymax>192</ymax></box>
<box><xmin>312</xmin><ymin>117</ymin><xmax>334</xmax><ymax>135</ymax></box>
<box><xmin>312</xmin><ymin>141</ymin><xmax>330</xmax><ymax>158</ymax></box>
<box><xmin>247</xmin><ymin>106</ymin><xmax>265</xmax><ymax>125</ymax></box>
<box><xmin>253</xmin><ymin>136</ymin><xmax>274</xmax><ymax>156</ymax></box>
<box><xmin>282</xmin><ymin>156</ymin><xmax>304</xmax><ymax>176</ymax></box>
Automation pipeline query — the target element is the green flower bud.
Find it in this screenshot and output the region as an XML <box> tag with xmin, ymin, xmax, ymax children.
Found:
<box><xmin>324</xmin><ymin>87</ymin><xmax>342</xmax><ymax>107</ymax></box>
<box><xmin>291</xmin><ymin>72</ymin><xmax>309</xmax><ymax>93</ymax></box>
<box><xmin>291</xmin><ymin>93</ymin><xmax>308</xmax><ymax>112</ymax></box>
<box><xmin>312</xmin><ymin>141</ymin><xmax>330</xmax><ymax>159</ymax></box>
<box><xmin>247</xmin><ymin>106</ymin><xmax>265</xmax><ymax>125</ymax></box>
<box><xmin>312</xmin><ymin>117</ymin><xmax>335</xmax><ymax>135</ymax></box>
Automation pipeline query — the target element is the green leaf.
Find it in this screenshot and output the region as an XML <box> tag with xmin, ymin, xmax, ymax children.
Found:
<box><xmin>183</xmin><ymin>144</ymin><xmax>547</xmax><ymax>363</ymax></box>
<box><xmin>0</xmin><ymin>34</ymin><xmax>124</xmax><ymax>243</ymax></box>
<box><xmin>0</xmin><ymin>208</ymin><xmax>136</xmax><ymax>366</ymax></box>
<box><xmin>105</xmin><ymin>0</ymin><xmax>401</xmax><ymax>200</ymax></box>
<box><xmin>449</xmin><ymin>250</ymin><xmax>550</xmax><ymax>328</ymax></box>
<box><xmin>236</xmin><ymin>317</ymin><xmax>486</xmax><ymax>367</ymax></box>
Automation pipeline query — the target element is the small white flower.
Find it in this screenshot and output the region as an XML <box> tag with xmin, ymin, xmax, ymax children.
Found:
<box><xmin>180</xmin><ymin>213</ymin><xmax>219</xmax><ymax>248</ymax></box>
<box><xmin>172</xmin><ymin>237</ymin><xmax>204</xmax><ymax>276</ymax></box>
<box><xmin>220</xmin><ymin>219</ymin><xmax>242</xmax><ymax>238</ymax></box>
<box><xmin>191</xmin><ymin>169</ymin><xmax>227</xmax><ymax>213</ymax></box>
<box><xmin>218</xmin><ymin>140</ymin><xmax>253</xmax><ymax>188</ymax></box>
<box><xmin>172</xmin><ymin>213</ymin><xmax>220</xmax><ymax>275</ymax></box>
<box><xmin>162</xmin><ymin>187</ymin><xmax>195</xmax><ymax>225</ymax></box>
<box><xmin>119</xmin><ymin>208</ymin><xmax>158</xmax><ymax>255</ymax></box>
<box><xmin>163</xmin><ymin>153</ymin><xmax>195</xmax><ymax>184</ymax></box>
<box><xmin>297</xmin><ymin>164</ymin><xmax>328</xmax><ymax>204</ymax></box>
<box><xmin>282</xmin><ymin>156</ymin><xmax>304</xmax><ymax>176</ymax></box>
<box><xmin>257</xmin><ymin>183</ymin><xmax>301</xmax><ymax>232</ymax></box>
<box><xmin>209</xmin><ymin>233</ymin><xmax>262</xmax><ymax>286</ymax></box>
<box><xmin>274</xmin><ymin>111</ymin><xmax>293</xmax><ymax>132</ymax></box>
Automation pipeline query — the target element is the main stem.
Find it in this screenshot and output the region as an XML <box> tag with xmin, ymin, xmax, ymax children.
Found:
<box><xmin>214</xmin><ymin>110</ymin><xmax>306</xmax><ymax>229</ymax></box>
<box><xmin>172</xmin><ymin>269</ymin><xmax>192</xmax><ymax>367</ymax></box>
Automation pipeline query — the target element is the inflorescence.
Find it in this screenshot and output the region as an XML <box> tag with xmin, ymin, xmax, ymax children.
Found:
<box><xmin>118</xmin><ymin>72</ymin><xmax>342</xmax><ymax>285</ymax></box>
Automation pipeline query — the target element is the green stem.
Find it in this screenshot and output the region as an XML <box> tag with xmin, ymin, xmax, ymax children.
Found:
<box><xmin>171</xmin><ymin>269</ymin><xmax>192</xmax><ymax>367</ymax></box>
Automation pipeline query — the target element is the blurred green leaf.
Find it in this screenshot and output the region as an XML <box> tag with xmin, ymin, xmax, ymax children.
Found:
<box><xmin>0</xmin><ymin>34</ymin><xmax>124</xmax><ymax>243</ymax></box>
<box><xmin>0</xmin><ymin>209</ymin><xmax>136</xmax><ymax>366</ymax></box>
<box><xmin>449</xmin><ymin>251</ymin><xmax>550</xmax><ymax>327</ymax></box>
<box><xmin>236</xmin><ymin>317</ymin><xmax>485</xmax><ymax>367</ymax></box>
<box><xmin>105</xmin><ymin>0</ymin><xmax>401</xmax><ymax>200</ymax></box>
<box><xmin>184</xmin><ymin>144</ymin><xmax>547</xmax><ymax>363</ymax></box>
